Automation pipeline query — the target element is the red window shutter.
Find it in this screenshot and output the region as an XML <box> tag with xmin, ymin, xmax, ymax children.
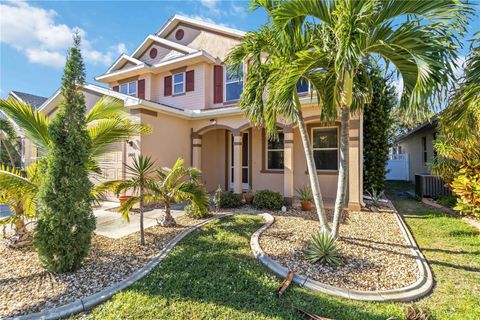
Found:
<box><xmin>138</xmin><ymin>79</ymin><xmax>145</xmax><ymax>99</ymax></box>
<box><xmin>186</xmin><ymin>70</ymin><xmax>194</xmax><ymax>92</ymax></box>
<box><xmin>164</xmin><ymin>75</ymin><xmax>172</xmax><ymax>96</ymax></box>
<box><xmin>213</xmin><ymin>65</ymin><xmax>223</xmax><ymax>103</ymax></box>
<box><xmin>113</xmin><ymin>85</ymin><xmax>119</xmax><ymax>92</ymax></box>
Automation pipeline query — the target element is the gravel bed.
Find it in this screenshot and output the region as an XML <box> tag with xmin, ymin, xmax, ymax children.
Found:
<box><xmin>0</xmin><ymin>216</ymin><xmax>200</xmax><ymax>318</ymax></box>
<box><xmin>259</xmin><ymin>208</ymin><xmax>419</xmax><ymax>291</ymax></box>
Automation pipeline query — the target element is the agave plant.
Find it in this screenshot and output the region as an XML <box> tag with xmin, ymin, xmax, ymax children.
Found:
<box><xmin>306</xmin><ymin>231</ymin><xmax>343</xmax><ymax>266</ymax></box>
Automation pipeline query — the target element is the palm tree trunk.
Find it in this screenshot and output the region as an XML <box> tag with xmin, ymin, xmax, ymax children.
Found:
<box><xmin>294</xmin><ymin>93</ymin><xmax>331</xmax><ymax>233</ymax></box>
<box><xmin>139</xmin><ymin>187</ymin><xmax>145</xmax><ymax>245</ymax></box>
<box><xmin>331</xmin><ymin>106</ymin><xmax>350</xmax><ymax>237</ymax></box>
<box><xmin>1</xmin><ymin>140</ymin><xmax>15</xmax><ymax>167</ymax></box>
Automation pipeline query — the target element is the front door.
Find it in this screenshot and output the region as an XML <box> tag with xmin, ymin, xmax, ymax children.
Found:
<box><xmin>230</xmin><ymin>132</ymin><xmax>249</xmax><ymax>190</ymax></box>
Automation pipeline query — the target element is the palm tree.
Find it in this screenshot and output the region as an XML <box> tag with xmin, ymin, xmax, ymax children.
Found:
<box><xmin>0</xmin><ymin>97</ymin><xmax>151</xmax><ymax>245</ymax></box>
<box><xmin>227</xmin><ymin>2</ymin><xmax>368</xmax><ymax>233</ymax></box>
<box><xmin>152</xmin><ymin>158</ymin><xmax>209</xmax><ymax>227</ymax></box>
<box><xmin>113</xmin><ymin>155</ymin><xmax>157</xmax><ymax>245</ymax></box>
<box><xmin>271</xmin><ymin>0</ymin><xmax>470</xmax><ymax>237</ymax></box>
<box><xmin>0</xmin><ymin>117</ymin><xmax>21</xmax><ymax>167</ymax></box>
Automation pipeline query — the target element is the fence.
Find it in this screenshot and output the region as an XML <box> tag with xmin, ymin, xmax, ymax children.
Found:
<box><xmin>415</xmin><ymin>174</ymin><xmax>452</xmax><ymax>198</ymax></box>
<box><xmin>385</xmin><ymin>154</ymin><xmax>409</xmax><ymax>181</ymax></box>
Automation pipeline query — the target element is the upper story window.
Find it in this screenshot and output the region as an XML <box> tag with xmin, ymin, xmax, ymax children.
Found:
<box><xmin>267</xmin><ymin>131</ymin><xmax>284</xmax><ymax>170</ymax></box>
<box><xmin>296</xmin><ymin>78</ymin><xmax>309</xmax><ymax>94</ymax></box>
<box><xmin>120</xmin><ymin>81</ymin><xmax>137</xmax><ymax>97</ymax></box>
<box><xmin>312</xmin><ymin>127</ymin><xmax>338</xmax><ymax>171</ymax></box>
<box><xmin>422</xmin><ymin>136</ymin><xmax>427</xmax><ymax>163</ymax></box>
<box><xmin>225</xmin><ymin>64</ymin><xmax>243</xmax><ymax>102</ymax></box>
<box><xmin>173</xmin><ymin>72</ymin><xmax>185</xmax><ymax>95</ymax></box>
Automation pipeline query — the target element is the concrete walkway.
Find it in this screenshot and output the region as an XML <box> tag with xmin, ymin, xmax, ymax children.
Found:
<box><xmin>93</xmin><ymin>201</ymin><xmax>185</xmax><ymax>239</ymax></box>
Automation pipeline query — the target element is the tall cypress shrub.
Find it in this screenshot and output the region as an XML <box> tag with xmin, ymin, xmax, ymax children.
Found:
<box><xmin>363</xmin><ymin>65</ymin><xmax>397</xmax><ymax>193</ymax></box>
<box><xmin>34</xmin><ymin>33</ymin><xmax>95</xmax><ymax>272</ymax></box>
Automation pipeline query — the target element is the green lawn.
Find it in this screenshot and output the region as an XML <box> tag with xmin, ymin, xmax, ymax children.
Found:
<box><xmin>77</xmin><ymin>182</ymin><xmax>479</xmax><ymax>320</ymax></box>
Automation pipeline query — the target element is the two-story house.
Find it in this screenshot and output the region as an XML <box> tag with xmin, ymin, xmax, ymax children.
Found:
<box><xmin>33</xmin><ymin>15</ymin><xmax>364</xmax><ymax>210</ymax></box>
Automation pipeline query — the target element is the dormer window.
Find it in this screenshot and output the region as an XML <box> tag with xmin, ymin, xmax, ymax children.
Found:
<box><xmin>225</xmin><ymin>63</ymin><xmax>243</xmax><ymax>102</ymax></box>
<box><xmin>173</xmin><ymin>72</ymin><xmax>185</xmax><ymax>95</ymax></box>
<box><xmin>120</xmin><ymin>81</ymin><xmax>137</xmax><ymax>97</ymax></box>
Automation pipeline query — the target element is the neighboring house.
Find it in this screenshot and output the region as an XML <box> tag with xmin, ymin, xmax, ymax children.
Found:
<box><xmin>395</xmin><ymin>116</ymin><xmax>438</xmax><ymax>182</ymax></box>
<box><xmin>5</xmin><ymin>91</ymin><xmax>48</xmax><ymax>167</ymax></box>
<box><xmin>24</xmin><ymin>15</ymin><xmax>365</xmax><ymax>210</ymax></box>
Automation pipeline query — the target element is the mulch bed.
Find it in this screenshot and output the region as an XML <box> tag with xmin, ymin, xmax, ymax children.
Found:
<box><xmin>259</xmin><ymin>207</ymin><xmax>419</xmax><ymax>291</ymax></box>
<box><xmin>0</xmin><ymin>216</ymin><xmax>200</xmax><ymax>318</ymax></box>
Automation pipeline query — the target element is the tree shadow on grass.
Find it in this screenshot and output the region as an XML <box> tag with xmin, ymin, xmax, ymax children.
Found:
<box><xmin>96</xmin><ymin>215</ymin><xmax>403</xmax><ymax>320</ymax></box>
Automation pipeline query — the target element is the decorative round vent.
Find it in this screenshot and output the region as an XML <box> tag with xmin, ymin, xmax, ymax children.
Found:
<box><xmin>175</xmin><ymin>29</ymin><xmax>184</xmax><ymax>40</ymax></box>
<box><xmin>149</xmin><ymin>47</ymin><xmax>158</xmax><ymax>59</ymax></box>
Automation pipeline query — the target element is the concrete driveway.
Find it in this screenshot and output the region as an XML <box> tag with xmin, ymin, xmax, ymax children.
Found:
<box><xmin>93</xmin><ymin>201</ymin><xmax>184</xmax><ymax>239</ymax></box>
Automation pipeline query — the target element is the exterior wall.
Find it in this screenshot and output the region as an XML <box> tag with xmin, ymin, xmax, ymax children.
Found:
<box><xmin>138</xmin><ymin>44</ymin><xmax>183</xmax><ymax>65</ymax></box>
<box><xmin>399</xmin><ymin>127</ymin><xmax>436</xmax><ymax>182</ymax></box>
<box><xmin>150</xmin><ymin>63</ymin><xmax>207</xmax><ymax>110</ymax></box>
<box><xmin>165</xmin><ymin>23</ymin><xmax>241</xmax><ymax>60</ymax></box>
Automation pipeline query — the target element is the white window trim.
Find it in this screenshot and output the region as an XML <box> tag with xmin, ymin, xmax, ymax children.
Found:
<box><xmin>265</xmin><ymin>130</ymin><xmax>284</xmax><ymax>171</ymax></box>
<box><xmin>120</xmin><ymin>80</ymin><xmax>137</xmax><ymax>97</ymax></box>
<box><xmin>224</xmin><ymin>63</ymin><xmax>244</xmax><ymax>102</ymax></box>
<box><xmin>311</xmin><ymin>126</ymin><xmax>339</xmax><ymax>172</ymax></box>
<box><xmin>172</xmin><ymin>72</ymin><xmax>185</xmax><ymax>95</ymax></box>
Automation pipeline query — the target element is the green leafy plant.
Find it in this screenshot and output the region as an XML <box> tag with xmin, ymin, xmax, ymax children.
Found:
<box><xmin>34</xmin><ymin>33</ymin><xmax>96</xmax><ymax>272</ymax></box>
<box><xmin>365</xmin><ymin>188</ymin><xmax>386</xmax><ymax>208</ymax></box>
<box><xmin>185</xmin><ymin>201</ymin><xmax>211</xmax><ymax>219</ymax></box>
<box><xmin>296</xmin><ymin>185</ymin><xmax>313</xmax><ymax>201</ymax></box>
<box><xmin>306</xmin><ymin>232</ymin><xmax>343</xmax><ymax>266</ymax></box>
<box><xmin>213</xmin><ymin>185</ymin><xmax>222</xmax><ymax>211</ymax></box>
<box><xmin>451</xmin><ymin>162</ymin><xmax>480</xmax><ymax>218</ymax></box>
<box><xmin>252</xmin><ymin>190</ymin><xmax>283</xmax><ymax>210</ymax></box>
<box><xmin>433</xmin><ymin>195</ymin><xmax>457</xmax><ymax>209</ymax></box>
<box><xmin>219</xmin><ymin>190</ymin><xmax>243</xmax><ymax>209</ymax></box>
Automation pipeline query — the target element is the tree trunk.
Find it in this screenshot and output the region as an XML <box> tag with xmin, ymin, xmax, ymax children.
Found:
<box><xmin>1</xmin><ymin>140</ymin><xmax>15</xmax><ymax>167</ymax></box>
<box><xmin>139</xmin><ymin>187</ymin><xmax>145</xmax><ymax>245</ymax></box>
<box><xmin>331</xmin><ymin>106</ymin><xmax>350</xmax><ymax>237</ymax></box>
<box><xmin>9</xmin><ymin>206</ymin><xmax>32</xmax><ymax>248</ymax></box>
<box><xmin>294</xmin><ymin>93</ymin><xmax>331</xmax><ymax>233</ymax></box>
<box><xmin>159</xmin><ymin>202</ymin><xmax>176</xmax><ymax>227</ymax></box>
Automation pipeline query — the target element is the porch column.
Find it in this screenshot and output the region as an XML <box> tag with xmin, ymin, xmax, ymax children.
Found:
<box><xmin>348</xmin><ymin>119</ymin><xmax>362</xmax><ymax>211</ymax></box>
<box><xmin>232</xmin><ymin>131</ymin><xmax>243</xmax><ymax>193</ymax></box>
<box><xmin>192</xmin><ymin>132</ymin><xmax>202</xmax><ymax>170</ymax></box>
<box><xmin>283</xmin><ymin>125</ymin><xmax>294</xmax><ymax>203</ymax></box>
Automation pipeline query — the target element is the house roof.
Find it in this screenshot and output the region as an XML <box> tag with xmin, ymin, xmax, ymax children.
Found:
<box><xmin>9</xmin><ymin>91</ymin><xmax>48</xmax><ymax>108</ymax></box>
<box><xmin>396</xmin><ymin>114</ymin><xmax>439</xmax><ymax>143</ymax></box>
<box><xmin>156</xmin><ymin>14</ymin><xmax>246</xmax><ymax>39</ymax></box>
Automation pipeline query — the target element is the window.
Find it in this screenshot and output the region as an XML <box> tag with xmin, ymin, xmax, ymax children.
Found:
<box><xmin>312</xmin><ymin>127</ymin><xmax>338</xmax><ymax>170</ymax></box>
<box><xmin>173</xmin><ymin>72</ymin><xmax>185</xmax><ymax>95</ymax></box>
<box><xmin>267</xmin><ymin>132</ymin><xmax>284</xmax><ymax>170</ymax></box>
<box><xmin>225</xmin><ymin>64</ymin><xmax>243</xmax><ymax>102</ymax></box>
<box><xmin>296</xmin><ymin>78</ymin><xmax>309</xmax><ymax>93</ymax></box>
<box><xmin>120</xmin><ymin>81</ymin><xmax>137</xmax><ymax>96</ymax></box>
<box><xmin>422</xmin><ymin>136</ymin><xmax>427</xmax><ymax>163</ymax></box>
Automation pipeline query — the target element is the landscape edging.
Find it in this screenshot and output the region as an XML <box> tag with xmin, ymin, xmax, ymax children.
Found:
<box><xmin>10</xmin><ymin>213</ymin><xmax>232</xmax><ymax>320</ymax></box>
<box><xmin>250</xmin><ymin>203</ymin><xmax>434</xmax><ymax>302</ymax></box>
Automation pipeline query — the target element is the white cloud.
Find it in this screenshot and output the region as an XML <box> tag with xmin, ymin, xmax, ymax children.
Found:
<box><xmin>0</xmin><ymin>1</ymin><xmax>126</xmax><ymax>69</ymax></box>
<box><xmin>200</xmin><ymin>0</ymin><xmax>221</xmax><ymax>15</ymax></box>
<box><xmin>230</xmin><ymin>2</ymin><xmax>247</xmax><ymax>18</ymax></box>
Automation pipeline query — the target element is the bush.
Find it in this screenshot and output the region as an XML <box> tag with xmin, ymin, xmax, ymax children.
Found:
<box><xmin>252</xmin><ymin>190</ymin><xmax>283</xmax><ymax>210</ymax></box>
<box><xmin>451</xmin><ymin>162</ymin><xmax>480</xmax><ymax>218</ymax></box>
<box><xmin>306</xmin><ymin>232</ymin><xmax>343</xmax><ymax>266</ymax></box>
<box><xmin>185</xmin><ymin>201</ymin><xmax>210</xmax><ymax>219</ymax></box>
<box><xmin>433</xmin><ymin>195</ymin><xmax>457</xmax><ymax>209</ymax></box>
<box><xmin>219</xmin><ymin>191</ymin><xmax>243</xmax><ymax>208</ymax></box>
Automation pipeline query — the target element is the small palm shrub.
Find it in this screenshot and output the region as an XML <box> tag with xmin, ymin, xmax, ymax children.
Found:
<box><xmin>252</xmin><ymin>190</ymin><xmax>283</xmax><ymax>210</ymax></box>
<box><xmin>306</xmin><ymin>232</ymin><xmax>342</xmax><ymax>266</ymax></box>
<box><xmin>185</xmin><ymin>201</ymin><xmax>210</xmax><ymax>219</ymax></box>
<box><xmin>219</xmin><ymin>191</ymin><xmax>243</xmax><ymax>208</ymax></box>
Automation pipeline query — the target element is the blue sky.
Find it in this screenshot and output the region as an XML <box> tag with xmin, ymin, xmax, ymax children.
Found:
<box><xmin>0</xmin><ymin>0</ymin><xmax>478</xmax><ymax>100</ymax></box>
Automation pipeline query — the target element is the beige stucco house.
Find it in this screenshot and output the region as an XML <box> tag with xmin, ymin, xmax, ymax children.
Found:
<box><xmin>27</xmin><ymin>15</ymin><xmax>365</xmax><ymax>210</ymax></box>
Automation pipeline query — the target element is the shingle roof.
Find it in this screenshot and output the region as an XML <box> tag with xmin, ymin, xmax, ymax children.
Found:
<box><xmin>10</xmin><ymin>91</ymin><xmax>48</xmax><ymax>108</ymax></box>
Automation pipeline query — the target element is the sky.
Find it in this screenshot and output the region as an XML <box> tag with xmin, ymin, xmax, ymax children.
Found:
<box><xmin>0</xmin><ymin>0</ymin><xmax>479</xmax><ymax>100</ymax></box>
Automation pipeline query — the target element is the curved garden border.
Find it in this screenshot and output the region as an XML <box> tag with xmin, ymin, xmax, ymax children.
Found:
<box><xmin>250</xmin><ymin>201</ymin><xmax>433</xmax><ymax>302</ymax></box>
<box><xmin>10</xmin><ymin>214</ymin><xmax>232</xmax><ymax>320</ymax></box>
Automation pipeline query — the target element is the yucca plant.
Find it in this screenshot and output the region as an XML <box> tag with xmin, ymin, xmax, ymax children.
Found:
<box><xmin>306</xmin><ymin>231</ymin><xmax>343</xmax><ymax>266</ymax></box>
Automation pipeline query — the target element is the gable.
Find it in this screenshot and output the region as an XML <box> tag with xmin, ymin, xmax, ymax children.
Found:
<box><xmin>138</xmin><ymin>43</ymin><xmax>185</xmax><ymax>65</ymax></box>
